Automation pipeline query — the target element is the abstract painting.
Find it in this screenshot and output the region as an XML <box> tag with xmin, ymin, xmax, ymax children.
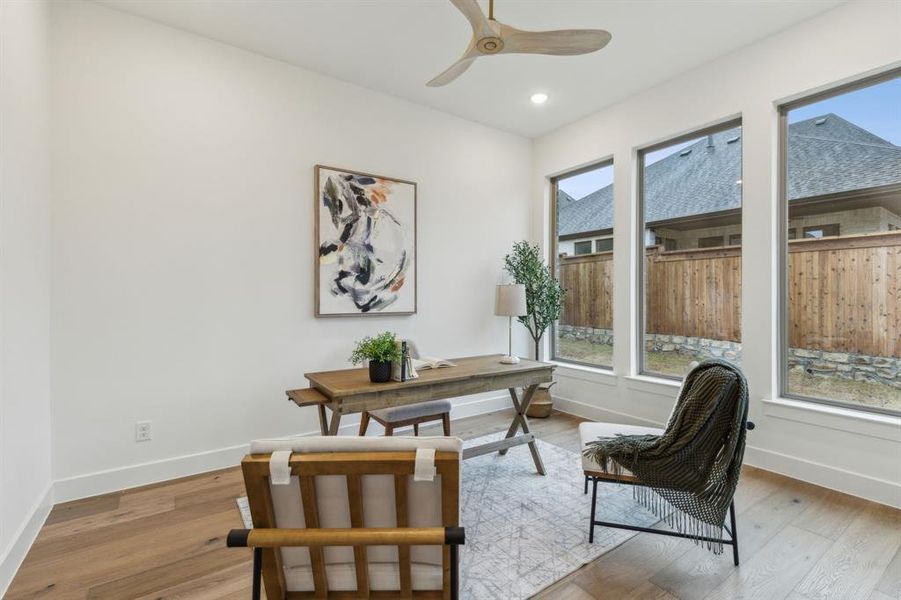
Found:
<box><xmin>315</xmin><ymin>165</ymin><xmax>417</xmax><ymax>316</ymax></box>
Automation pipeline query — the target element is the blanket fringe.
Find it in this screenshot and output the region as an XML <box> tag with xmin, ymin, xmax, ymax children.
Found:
<box><xmin>634</xmin><ymin>486</ymin><xmax>725</xmax><ymax>555</ymax></box>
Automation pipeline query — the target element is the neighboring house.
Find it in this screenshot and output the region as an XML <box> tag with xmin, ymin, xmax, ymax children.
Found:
<box><xmin>558</xmin><ymin>190</ymin><xmax>577</xmax><ymax>206</ymax></box>
<box><xmin>557</xmin><ymin>114</ymin><xmax>901</xmax><ymax>255</ymax></box>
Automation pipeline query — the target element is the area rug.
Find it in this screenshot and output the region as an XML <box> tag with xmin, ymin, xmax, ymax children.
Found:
<box><xmin>236</xmin><ymin>432</ymin><xmax>658</xmax><ymax>599</ymax></box>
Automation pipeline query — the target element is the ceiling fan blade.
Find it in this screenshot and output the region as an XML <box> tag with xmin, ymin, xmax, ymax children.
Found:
<box><xmin>499</xmin><ymin>26</ymin><xmax>612</xmax><ymax>56</ymax></box>
<box><xmin>449</xmin><ymin>0</ymin><xmax>495</xmax><ymax>38</ymax></box>
<box><xmin>427</xmin><ymin>55</ymin><xmax>478</xmax><ymax>87</ymax></box>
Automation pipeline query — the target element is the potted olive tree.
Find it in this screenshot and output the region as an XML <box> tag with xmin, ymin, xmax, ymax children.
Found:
<box><xmin>350</xmin><ymin>331</ymin><xmax>402</xmax><ymax>383</ymax></box>
<box><xmin>504</xmin><ymin>241</ymin><xmax>565</xmax><ymax>417</ymax></box>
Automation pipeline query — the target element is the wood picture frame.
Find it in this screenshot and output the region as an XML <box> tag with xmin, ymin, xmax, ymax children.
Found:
<box><xmin>314</xmin><ymin>165</ymin><xmax>417</xmax><ymax>317</ymax></box>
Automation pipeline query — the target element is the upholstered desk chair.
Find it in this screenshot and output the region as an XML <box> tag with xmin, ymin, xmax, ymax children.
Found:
<box><xmin>358</xmin><ymin>342</ymin><xmax>452</xmax><ymax>437</ymax></box>
<box><xmin>359</xmin><ymin>400</ymin><xmax>452</xmax><ymax>437</ymax></box>
<box><xmin>228</xmin><ymin>436</ymin><xmax>464</xmax><ymax>599</ymax></box>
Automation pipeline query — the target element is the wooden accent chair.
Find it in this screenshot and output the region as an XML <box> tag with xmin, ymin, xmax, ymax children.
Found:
<box><xmin>228</xmin><ymin>436</ymin><xmax>464</xmax><ymax>599</ymax></box>
<box><xmin>359</xmin><ymin>400</ymin><xmax>452</xmax><ymax>437</ymax></box>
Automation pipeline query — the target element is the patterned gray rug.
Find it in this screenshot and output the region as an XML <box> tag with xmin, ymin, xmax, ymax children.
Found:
<box><xmin>237</xmin><ymin>432</ymin><xmax>658</xmax><ymax>599</ymax></box>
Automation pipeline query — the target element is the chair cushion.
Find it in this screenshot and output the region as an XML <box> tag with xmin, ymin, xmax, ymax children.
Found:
<box><xmin>250</xmin><ymin>434</ymin><xmax>461</xmax><ymax>455</ymax></box>
<box><xmin>579</xmin><ymin>421</ymin><xmax>663</xmax><ymax>476</ymax></box>
<box><xmin>370</xmin><ymin>399</ymin><xmax>452</xmax><ymax>423</ymax></box>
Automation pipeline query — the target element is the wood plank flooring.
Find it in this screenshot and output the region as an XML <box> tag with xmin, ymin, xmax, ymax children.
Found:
<box><xmin>6</xmin><ymin>410</ymin><xmax>899</xmax><ymax>599</ymax></box>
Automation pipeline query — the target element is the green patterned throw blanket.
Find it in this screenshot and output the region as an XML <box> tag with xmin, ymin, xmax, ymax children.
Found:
<box><xmin>583</xmin><ymin>359</ymin><xmax>749</xmax><ymax>554</ymax></box>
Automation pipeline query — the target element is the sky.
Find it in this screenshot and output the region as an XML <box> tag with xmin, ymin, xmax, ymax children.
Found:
<box><xmin>557</xmin><ymin>76</ymin><xmax>899</xmax><ymax>201</ymax></box>
<box><xmin>643</xmin><ymin>139</ymin><xmax>699</xmax><ymax>167</ymax></box>
<box><xmin>557</xmin><ymin>163</ymin><xmax>613</xmax><ymax>200</ymax></box>
<box><xmin>788</xmin><ymin>76</ymin><xmax>901</xmax><ymax>145</ymax></box>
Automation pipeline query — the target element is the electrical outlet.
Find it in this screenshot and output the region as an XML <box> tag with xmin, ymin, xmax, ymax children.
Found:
<box><xmin>135</xmin><ymin>421</ymin><xmax>152</xmax><ymax>442</ymax></box>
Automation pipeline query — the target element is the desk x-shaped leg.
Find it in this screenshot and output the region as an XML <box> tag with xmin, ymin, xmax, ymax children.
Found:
<box><xmin>459</xmin><ymin>383</ymin><xmax>546</xmax><ymax>475</ymax></box>
<box><xmin>497</xmin><ymin>384</ymin><xmax>546</xmax><ymax>475</ymax></box>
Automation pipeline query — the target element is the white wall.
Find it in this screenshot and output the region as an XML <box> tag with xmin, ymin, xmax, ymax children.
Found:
<box><xmin>50</xmin><ymin>0</ymin><xmax>532</xmax><ymax>501</ymax></box>
<box><xmin>0</xmin><ymin>0</ymin><xmax>54</xmax><ymax>593</ymax></box>
<box><xmin>533</xmin><ymin>0</ymin><xmax>901</xmax><ymax>507</ymax></box>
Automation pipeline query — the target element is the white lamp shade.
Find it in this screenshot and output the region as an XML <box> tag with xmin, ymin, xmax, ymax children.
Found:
<box><xmin>495</xmin><ymin>284</ymin><xmax>527</xmax><ymax>317</ymax></box>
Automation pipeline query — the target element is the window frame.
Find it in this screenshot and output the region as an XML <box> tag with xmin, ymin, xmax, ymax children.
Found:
<box><xmin>802</xmin><ymin>224</ymin><xmax>840</xmax><ymax>239</ymax></box>
<box><xmin>595</xmin><ymin>238</ymin><xmax>613</xmax><ymax>253</ymax></box>
<box><xmin>573</xmin><ymin>240</ymin><xmax>593</xmax><ymax>255</ymax></box>
<box><xmin>636</xmin><ymin>118</ymin><xmax>743</xmax><ymax>380</ymax></box>
<box><xmin>549</xmin><ymin>158</ymin><xmax>615</xmax><ymax>371</ymax></box>
<box><xmin>777</xmin><ymin>67</ymin><xmax>901</xmax><ymax>416</ymax></box>
<box><xmin>698</xmin><ymin>235</ymin><xmax>725</xmax><ymax>249</ymax></box>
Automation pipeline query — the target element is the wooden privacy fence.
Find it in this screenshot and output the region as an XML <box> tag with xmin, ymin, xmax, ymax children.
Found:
<box><xmin>787</xmin><ymin>232</ymin><xmax>899</xmax><ymax>357</ymax></box>
<box><xmin>558</xmin><ymin>250</ymin><xmax>614</xmax><ymax>331</ymax></box>
<box><xmin>558</xmin><ymin>231</ymin><xmax>901</xmax><ymax>357</ymax></box>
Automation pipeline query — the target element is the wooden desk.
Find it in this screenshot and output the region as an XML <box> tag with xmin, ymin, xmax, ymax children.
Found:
<box><xmin>287</xmin><ymin>355</ymin><xmax>555</xmax><ymax>475</ymax></box>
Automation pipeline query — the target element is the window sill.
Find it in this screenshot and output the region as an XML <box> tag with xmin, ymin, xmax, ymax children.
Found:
<box><xmin>625</xmin><ymin>374</ymin><xmax>681</xmax><ymax>397</ymax></box>
<box><xmin>551</xmin><ymin>361</ymin><xmax>617</xmax><ymax>386</ymax></box>
<box><xmin>762</xmin><ymin>397</ymin><xmax>901</xmax><ymax>442</ymax></box>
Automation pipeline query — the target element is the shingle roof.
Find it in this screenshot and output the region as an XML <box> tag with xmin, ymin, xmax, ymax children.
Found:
<box><xmin>787</xmin><ymin>116</ymin><xmax>901</xmax><ymax>198</ymax></box>
<box><xmin>557</xmin><ymin>114</ymin><xmax>901</xmax><ymax>236</ymax></box>
<box><xmin>557</xmin><ymin>189</ymin><xmax>577</xmax><ymax>205</ymax></box>
<box><xmin>557</xmin><ymin>183</ymin><xmax>613</xmax><ymax>237</ymax></box>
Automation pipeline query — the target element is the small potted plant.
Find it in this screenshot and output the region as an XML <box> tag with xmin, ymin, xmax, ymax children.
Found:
<box><xmin>350</xmin><ymin>331</ymin><xmax>402</xmax><ymax>383</ymax></box>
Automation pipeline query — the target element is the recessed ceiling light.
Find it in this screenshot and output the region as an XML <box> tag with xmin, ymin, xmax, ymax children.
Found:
<box><xmin>530</xmin><ymin>92</ymin><xmax>549</xmax><ymax>105</ymax></box>
<box><xmin>736</xmin><ymin>179</ymin><xmax>743</xmax><ymax>185</ymax></box>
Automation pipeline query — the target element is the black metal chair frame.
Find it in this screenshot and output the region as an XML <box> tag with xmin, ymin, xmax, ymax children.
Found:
<box><xmin>584</xmin><ymin>420</ymin><xmax>754</xmax><ymax>567</ymax></box>
<box><xmin>584</xmin><ymin>475</ymin><xmax>740</xmax><ymax>565</ymax></box>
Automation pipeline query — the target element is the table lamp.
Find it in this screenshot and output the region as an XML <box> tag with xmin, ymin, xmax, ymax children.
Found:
<box><xmin>495</xmin><ymin>284</ymin><xmax>527</xmax><ymax>364</ymax></box>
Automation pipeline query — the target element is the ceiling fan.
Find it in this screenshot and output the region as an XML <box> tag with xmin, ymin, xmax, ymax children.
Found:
<box><xmin>427</xmin><ymin>0</ymin><xmax>612</xmax><ymax>87</ymax></box>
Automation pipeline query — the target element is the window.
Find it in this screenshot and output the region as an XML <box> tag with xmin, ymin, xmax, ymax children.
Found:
<box><xmin>698</xmin><ymin>235</ymin><xmax>725</xmax><ymax>248</ymax></box>
<box><xmin>780</xmin><ymin>70</ymin><xmax>901</xmax><ymax>414</ymax></box>
<box><xmin>639</xmin><ymin>120</ymin><xmax>742</xmax><ymax>379</ymax></box>
<box><xmin>573</xmin><ymin>241</ymin><xmax>593</xmax><ymax>255</ymax></box>
<box><xmin>552</xmin><ymin>161</ymin><xmax>614</xmax><ymax>368</ymax></box>
<box><xmin>802</xmin><ymin>224</ymin><xmax>839</xmax><ymax>239</ymax></box>
<box><xmin>729</xmin><ymin>234</ymin><xmax>742</xmax><ymax>246</ymax></box>
<box><xmin>654</xmin><ymin>236</ymin><xmax>676</xmax><ymax>251</ymax></box>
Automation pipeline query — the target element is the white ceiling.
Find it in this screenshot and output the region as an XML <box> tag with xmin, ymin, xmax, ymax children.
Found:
<box><xmin>95</xmin><ymin>0</ymin><xmax>844</xmax><ymax>138</ymax></box>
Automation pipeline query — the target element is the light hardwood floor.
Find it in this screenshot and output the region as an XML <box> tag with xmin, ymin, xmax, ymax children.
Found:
<box><xmin>7</xmin><ymin>410</ymin><xmax>900</xmax><ymax>599</ymax></box>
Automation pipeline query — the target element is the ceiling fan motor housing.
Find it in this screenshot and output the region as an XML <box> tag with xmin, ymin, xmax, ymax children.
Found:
<box><xmin>477</xmin><ymin>36</ymin><xmax>504</xmax><ymax>54</ymax></box>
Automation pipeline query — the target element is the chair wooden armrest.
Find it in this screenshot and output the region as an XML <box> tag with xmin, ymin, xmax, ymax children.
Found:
<box><xmin>583</xmin><ymin>469</ymin><xmax>640</xmax><ymax>484</ymax></box>
<box><xmin>227</xmin><ymin>526</ymin><xmax>465</xmax><ymax>548</ymax></box>
<box><xmin>229</xmin><ymin>526</ymin><xmax>466</xmax><ymax>600</ymax></box>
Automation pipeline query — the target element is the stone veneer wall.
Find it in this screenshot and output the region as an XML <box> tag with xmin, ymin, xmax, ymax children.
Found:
<box><xmin>787</xmin><ymin>348</ymin><xmax>900</xmax><ymax>388</ymax></box>
<box><xmin>557</xmin><ymin>324</ymin><xmax>613</xmax><ymax>346</ymax></box>
<box><xmin>558</xmin><ymin>325</ymin><xmax>900</xmax><ymax>386</ymax></box>
<box><xmin>643</xmin><ymin>333</ymin><xmax>742</xmax><ymax>362</ymax></box>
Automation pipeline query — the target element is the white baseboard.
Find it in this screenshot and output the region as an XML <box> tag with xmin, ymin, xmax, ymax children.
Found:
<box><xmin>451</xmin><ymin>393</ymin><xmax>512</xmax><ymax>419</ymax></box>
<box><xmin>0</xmin><ymin>483</ymin><xmax>53</xmax><ymax>598</ymax></box>
<box><xmin>53</xmin><ymin>393</ymin><xmax>511</xmax><ymax>504</ymax></box>
<box><xmin>743</xmin><ymin>445</ymin><xmax>901</xmax><ymax>509</ymax></box>
<box><xmin>553</xmin><ymin>395</ymin><xmax>666</xmax><ymax>428</ymax></box>
<box><xmin>53</xmin><ymin>442</ymin><xmax>252</xmax><ymax>504</ymax></box>
<box><xmin>555</xmin><ymin>394</ymin><xmax>901</xmax><ymax>509</ymax></box>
